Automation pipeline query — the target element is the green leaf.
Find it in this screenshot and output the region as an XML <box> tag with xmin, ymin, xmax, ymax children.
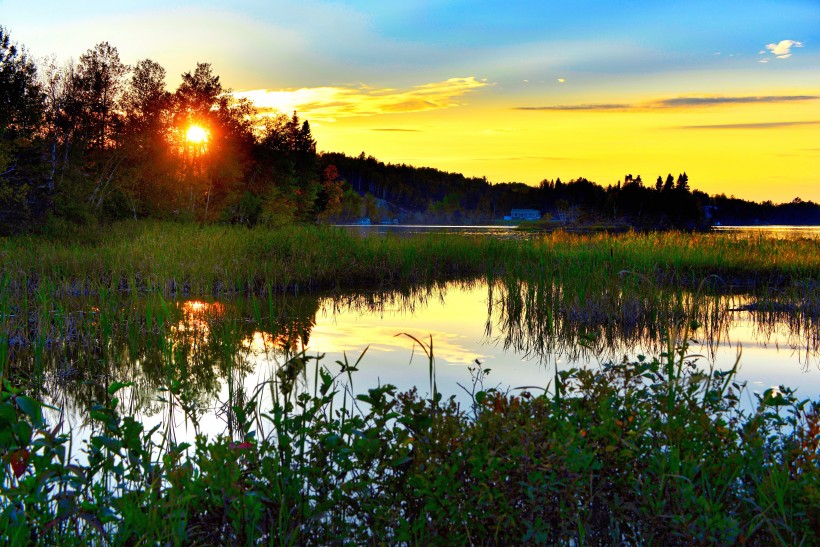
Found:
<box><xmin>0</xmin><ymin>402</ymin><xmax>15</xmax><ymax>427</ymax></box>
<box><xmin>107</xmin><ymin>381</ymin><xmax>133</xmax><ymax>396</ymax></box>
<box><xmin>13</xmin><ymin>421</ymin><xmax>33</xmax><ymax>446</ymax></box>
<box><xmin>15</xmin><ymin>396</ymin><xmax>43</xmax><ymax>428</ymax></box>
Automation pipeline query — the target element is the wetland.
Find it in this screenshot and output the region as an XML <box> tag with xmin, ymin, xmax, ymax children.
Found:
<box><xmin>2</xmin><ymin>221</ymin><xmax>819</xmax><ymax>544</ymax></box>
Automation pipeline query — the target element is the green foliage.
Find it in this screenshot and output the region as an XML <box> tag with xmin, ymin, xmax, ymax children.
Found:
<box><xmin>1</xmin><ymin>340</ymin><xmax>818</xmax><ymax>544</ymax></box>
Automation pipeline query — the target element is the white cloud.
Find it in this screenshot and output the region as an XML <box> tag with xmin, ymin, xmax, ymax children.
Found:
<box><xmin>234</xmin><ymin>77</ymin><xmax>489</xmax><ymax>122</ymax></box>
<box><xmin>765</xmin><ymin>40</ymin><xmax>804</xmax><ymax>59</ymax></box>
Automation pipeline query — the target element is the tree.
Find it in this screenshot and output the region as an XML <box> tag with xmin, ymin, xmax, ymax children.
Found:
<box><xmin>169</xmin><ymin>62</ymin><xmax>256</xmax><ymax>220</ymax></box>
<box><xmin>255</xmin><ymin>111</ymin><xmax>319</xmax><ymax>222</ymax></box>
<box><xmin>124</xmin><ymin>59</ymin><xmax>170</xmax><ymax>135</ymax></box>
<box><xmin>675</xmin><ymin>172</ymin><xmax>689</xmax><ymax>191</ymax></box>
<box><xmin>74</xmin><ymin>42</ymin><xmax>130</xmax><ymax>150</ymax></box>
<box><xmin>0</xmin><ymin>27</ymin><xmax>45</xmax><ymax>232</ymax></box>
<box><xmin>317</xmin><ymin>164</ymin><xmax>344</xmax><ymax>222</ymax></box>
<box><xmin>175</xmin><ymin>62</ymin><xmax>222</xmax><ymax>120</ymax></box>
<box><xmin>120</xmin><ymin>59</ymin><xmax>172</xmax><ymax>218</ymax></box>
<box><xmin>663</xmin><ymin>174</ymin><xmax>674</xmax><ymax>193</ymax></box>
<box><xmin>0</xmin><ymin>28</ymin><xmax>43</xmax><ymax>140</ymax></box>
<box><xmin>363</xmin><ymin>192</ymin><xmax>382</xmax><ymax>222</ymax></box>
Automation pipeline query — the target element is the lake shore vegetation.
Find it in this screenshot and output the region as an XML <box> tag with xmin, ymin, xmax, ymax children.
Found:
<box><xmin>2</xmin><ymin>338</ymin><xmax>818</xmax><ymax>544</ymax></box>
<box><xmin>2</xmin><ymin>25</ymin><xmax>819</xmax><ymax>546</ymax></box>
<box><xmin>2</xmin><ymin>27</ymin><xmax>819</xmax><ymax>237</ymax></box>
<box><xmin>1</xmin><ymin>221</ymin><xmax>819</xmax><ymax>298</ymax></box>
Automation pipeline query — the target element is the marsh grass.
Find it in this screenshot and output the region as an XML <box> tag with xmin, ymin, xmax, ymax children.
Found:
<box><xmin>1</xmin><ymin>222</ymin><xmax>819</xmax><ymax>543</ymax></box>
<box><xmin>0</xmin><ymin>221</ymin><xmax>818</xmax><ymax>298</ymax></box>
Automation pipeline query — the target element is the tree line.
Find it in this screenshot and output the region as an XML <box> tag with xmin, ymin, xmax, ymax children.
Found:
<box><xmin>323</xmin><ymin>154</ymin><xmax>818</xmax><ymax>228</ymax></box>
<box><xmin>1</xmin><ymin>27</ymin><xmax>816</xmax><ymax>234</ymax></box>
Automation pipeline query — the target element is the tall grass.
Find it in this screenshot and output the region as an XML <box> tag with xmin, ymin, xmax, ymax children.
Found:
<box><xmin>0</xmin><ymin>221</ymin><xmax>817</xmax><ymax>298</ymax></box>
<box><xmin>1</xmin><ymin>221</ymin><xmax>818</xmax><ymax>542</ymax></box>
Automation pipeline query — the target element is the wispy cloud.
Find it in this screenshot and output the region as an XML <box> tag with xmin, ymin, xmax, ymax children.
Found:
<box><xmin>515</xmin><ymin>103</ymin><xmax>628</xmax><ymax>111</ymax></box>
<box><xmin>234</xmin><ymin>77</ymin><xmax>489</xmax><ymax>122</ymax></box>
<box><xmin>679</xmin><ymin>121</ymin><xmax>820</xmax><ymax>130</ymax></box>
<box><xmin>765</xmin><ymin>40</ymin><xmax>804</xmax><ymax>59</ymax></box>
<box><xmin>515</xmin><ymin>95</ymin><xmax>819</xmax><ymax>112</ymax></box>
<box><xmin>658</xmin><ymin>95</ymin><xmax>818</xmax><ymax>106</ymax></box>
<box><xmin>370</xmin><ymin>128</ymin><xmax>421</xmax><ymax>132</ymax></box>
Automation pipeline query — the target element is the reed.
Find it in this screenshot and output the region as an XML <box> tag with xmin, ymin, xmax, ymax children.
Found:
<box><xmin>1</xmin><ymin>221</ymin><xmax>817</xmax><ymax>298</ymax></box>
<box><xmin>1</xmin><ymin>222</ymin><xmax>818</xmax><ymax>543</ymax></box>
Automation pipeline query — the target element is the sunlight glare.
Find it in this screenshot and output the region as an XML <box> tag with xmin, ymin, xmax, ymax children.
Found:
<box><xmin>185</xmin><ymin>124</ymin><xmax>209</xmax><ymax>144</ymax></box>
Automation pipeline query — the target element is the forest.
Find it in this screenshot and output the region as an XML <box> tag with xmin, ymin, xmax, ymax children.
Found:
<box><xmin>1</xmin><ymin>27</ymin><xmax>818</xmax><ymax>234</ymax></box>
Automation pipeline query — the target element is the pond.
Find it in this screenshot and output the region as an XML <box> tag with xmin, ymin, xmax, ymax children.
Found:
<box><xmin>8</xmin><ymin>271</ymin><xmax>818</xmax><ymax>444</ymax></box>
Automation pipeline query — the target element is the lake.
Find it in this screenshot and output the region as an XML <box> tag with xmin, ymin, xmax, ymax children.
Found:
<box><xmin>7</xmin><ymin>225</ymin><xmax>819</xmax><ymax>442</ymax></box>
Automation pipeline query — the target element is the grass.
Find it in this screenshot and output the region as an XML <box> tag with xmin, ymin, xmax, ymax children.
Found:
<box><xmin>0</xmin><ymin>220</ymin><xmax>817</xmax><ymax>297</ymax></box>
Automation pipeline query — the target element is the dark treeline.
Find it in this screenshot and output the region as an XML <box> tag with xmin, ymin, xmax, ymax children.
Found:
<box><xmin>324</xmin><ymin>152</ymin><xmax>709</xmax><ymax>228</ymax></box>
<box><xmin>324</xmin><ymin>154</ymin><xmax>819</xmax><ymax>229</ymax></box>
<box><xmin>1</xmin><ymin>27</ymin><xmax>817</xmax><ymax>234</ymax></box>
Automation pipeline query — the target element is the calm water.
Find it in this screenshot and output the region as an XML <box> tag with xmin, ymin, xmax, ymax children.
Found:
<box><xmin>342</xmin><ymin>224</ymin><xmax>820</xmax><ymax>239</ymax></box>
<box><xmin>337</xmin><ymin>223</ymin><xmax>528</xmax><ymax>239</ymax></box>
<box><xmin>713</xmin><ymin>225</ymin><xmax>820</xmax><ymax>238</ymax></box>
<box><xmin>10</xmin><ymin>225</ymin><xmax>820</xmax><ymax>442</ymax></box>
<box><xmin>19</xmin><ymin>279</ymin><xmax>818</xmax><ymax>446</ymax></box>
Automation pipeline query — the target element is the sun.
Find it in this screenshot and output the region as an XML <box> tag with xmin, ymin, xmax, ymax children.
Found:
<box><xmin>185</xmin><ymin>124</ymin><xmax>209</xmax><ymax>144</ymax></box>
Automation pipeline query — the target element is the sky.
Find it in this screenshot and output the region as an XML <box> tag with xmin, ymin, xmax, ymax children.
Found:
<box><xmin>2</xmin><ymin>0</ymin><xmax>819</xmax><ymax>202</ymax></box>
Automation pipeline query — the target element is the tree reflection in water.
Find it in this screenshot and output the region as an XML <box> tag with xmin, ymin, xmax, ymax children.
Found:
<box><xmin>3</xmin><ymin>276</ymin><xmax>817</xmax><ymax>437</ymax></box>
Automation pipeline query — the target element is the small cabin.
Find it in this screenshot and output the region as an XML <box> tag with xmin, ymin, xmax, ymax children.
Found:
<box><xmin>509</xmin><ymin>209</ymin><xmax>541</xmax><ymax>221</ymax></box>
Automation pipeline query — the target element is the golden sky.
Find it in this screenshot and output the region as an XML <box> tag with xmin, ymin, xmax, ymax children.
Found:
<box><xmin>4</xmin><ymin>1</ymin><xmax>819</xmax><ymax>202</ymax></box>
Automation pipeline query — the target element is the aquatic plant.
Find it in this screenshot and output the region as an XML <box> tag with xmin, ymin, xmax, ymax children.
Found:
<box><xmin>1</xmin><ymin>335</ymin><xmax>818</xmax><ymax>544</ymax></box>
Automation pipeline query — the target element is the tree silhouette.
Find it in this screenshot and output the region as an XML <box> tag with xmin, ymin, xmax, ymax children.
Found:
<box><xmin>0</xmin><ymin>26</ymin><xmax>44</xmax><ymax>231</ymax></box>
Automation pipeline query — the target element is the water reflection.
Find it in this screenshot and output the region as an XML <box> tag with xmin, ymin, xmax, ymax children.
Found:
<box><xmin>3</xmin><ymin>277</ymin><xmax>819</xmax><ymax>436</ymax></box>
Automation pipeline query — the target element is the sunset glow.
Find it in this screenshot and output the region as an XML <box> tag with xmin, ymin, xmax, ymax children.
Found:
<box><xmin>5</xmin><ymin>1</ymin><xmax>819</xmax><ymax>202</ymax></box>
<box><xmin>185</xmin><ymin>124</ymin><xmax>209</xmax><ymax>145</ymax></box>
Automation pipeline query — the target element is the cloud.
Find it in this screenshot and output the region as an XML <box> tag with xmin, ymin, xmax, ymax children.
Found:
<box><xmin>234</xmin><ymin>77</ymin><xmax>488</xmax><ymax>122</ymax></box>
<box><xmin>765</xmin><ymin>40</ymin><xmax>804</xmax><ymax>59</ymax></box>
<box><xmin>679</xmin><ymin>121</ymin><xmax>820</xmax><ymax>130</ymax></box>
<box><xmin>370</xmin><ymin>128</ymin><xmax>421</xmax><ymax>132</ymax></box>
<box><xmin>515</xmin><ymin>95</ymin><xmax>819</xmax><ymax>112</ymax></box>
<box><xmin>514</xmin><ymin>104</ymin><xmax>628</xmax><ymax>111</ymax></box>
<box><xmin>657</xmin><ymin>95</ymin><xmax>819</xmax><ymax>107</ymax></box>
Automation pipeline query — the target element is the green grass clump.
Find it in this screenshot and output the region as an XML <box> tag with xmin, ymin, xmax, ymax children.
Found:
<box><xmin>1</xmin><ymin>340</ymin><xmax>818</xmax><ymax>544</ymax></box>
